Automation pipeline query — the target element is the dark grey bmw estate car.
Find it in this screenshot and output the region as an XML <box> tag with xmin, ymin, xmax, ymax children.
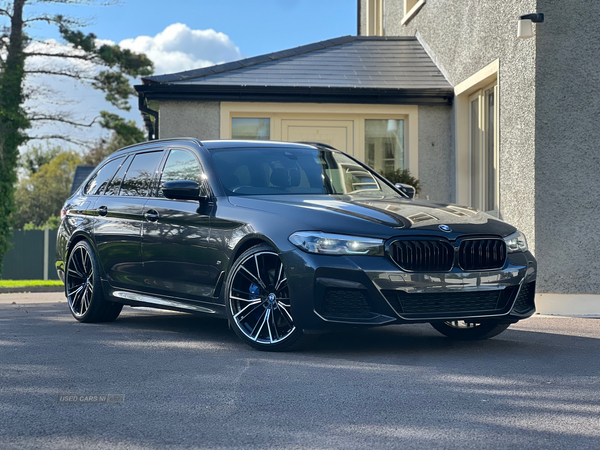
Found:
<box><xmin>56</xmin><ymin>138</ymin><xmax>537</xmax><ymax>350</ymax></box>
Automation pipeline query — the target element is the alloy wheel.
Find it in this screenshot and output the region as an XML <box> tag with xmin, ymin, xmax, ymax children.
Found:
<box><xmin>229</xmin><ymin>251</ymin><xmax>295</xmax><ymax>344</ymax></box>
<box><xmin>66</xmin><ymin>245</ymin><xmax>94</xmax><ymax>318</ymax></box>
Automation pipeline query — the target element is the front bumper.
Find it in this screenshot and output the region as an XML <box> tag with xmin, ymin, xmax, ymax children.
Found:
<box><xmin>283</xmin><ymin>249</ymin><xmax>537</xmax><ymax>330</ymax></box>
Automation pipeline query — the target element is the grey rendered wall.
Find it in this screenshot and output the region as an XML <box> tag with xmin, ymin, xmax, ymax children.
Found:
<box><xmin>417</xmin><ymin>105</ymin><xmax>453</xmax><ymax>203</ymax></box>
<box><xmin>381</xmin><ymin>0</ymin><xmax>538</xmax><ymax>258</ymax></box>
<box><xmin>534</xmin><ymin>0</ymin><xmax>600</xmax><ymax>294</ymax></box>
<box><xmin>159</xmin><ymin>101</ymin><xmax>220</xmax><ymax>140</ymax></box>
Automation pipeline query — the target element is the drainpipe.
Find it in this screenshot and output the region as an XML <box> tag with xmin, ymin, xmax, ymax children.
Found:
<box><xmin>357</xmin><ymin>0</ymin><xmax>361</xmax><ymax>35</ymax></box>
<box><xmin>138</xmin><ymin>92</ymin><xmax>159</xmax><ymax>140</ymax></box>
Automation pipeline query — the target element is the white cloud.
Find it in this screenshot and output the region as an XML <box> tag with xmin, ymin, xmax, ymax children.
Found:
<box><xmin>19</xmin><ymin>24</ymin><xmax>242</xmax><ymax>153</ymax></box>
<box><xmin>119</xmin><ymin>23</ymin><xmax>242</xmax><ymax>75</ymax></box>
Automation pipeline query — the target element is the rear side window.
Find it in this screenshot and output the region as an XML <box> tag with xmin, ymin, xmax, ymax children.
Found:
<box><xmin>157</xmin><ymin>149</ymin><xmax>204</xmax><ymax>198</ymax></box>
<box><xmin>119</xmin><ymin>151</ymin><xmax>163</xmax><ymax>197</ymax></box>
<box><xmin>104</xmin><ymin>155</ymin><xmax>132</xmax><ymax>196</ymax></box>
<box><xmin>83</xmin><ymin>157</ymin><xmax>125</xmax><ymax>195</ymax></box>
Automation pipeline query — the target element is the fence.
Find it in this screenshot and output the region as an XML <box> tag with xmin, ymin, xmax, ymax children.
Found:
<box><xmin>2</xmin><ymin>229</ymin><xmax>59</xmax><ymax>280</ymax></box>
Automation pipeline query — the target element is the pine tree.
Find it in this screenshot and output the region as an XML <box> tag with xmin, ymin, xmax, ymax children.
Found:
<box><xmin>0</xmin><ymin>0</ymin><xmax>153</xmax><ymax>273</ymax></box>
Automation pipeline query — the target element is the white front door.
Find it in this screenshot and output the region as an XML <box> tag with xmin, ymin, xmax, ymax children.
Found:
<box><xmin>281</xmin><ymin>119</ymin><xmax>354</xmax><ymax>155</ymax></box>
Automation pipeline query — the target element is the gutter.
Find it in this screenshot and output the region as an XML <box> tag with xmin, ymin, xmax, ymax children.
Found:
<box><xmin>134</xmin><ymin>84</ymin><xmax>454</xmax><ymax>107</ymax></box>
<box><xmin>138</xmin><ymin>92</ymin><xmax>159</xmax><ymax>140</ymax></box>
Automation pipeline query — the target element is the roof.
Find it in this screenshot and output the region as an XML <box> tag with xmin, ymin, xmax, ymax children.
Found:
<box><xmin>136</xmin><ymin>36</ymin><xmax>453</xmax><ymax>106</ymax></box>
<box><xmin>200</xmin><ymin>140</ymin><xmax>324</xmax><ymax>150</ymax></box>
<box><xmin>70</xmin><ymin>166</ymin><xmax>95</xmax><ymax>195</ymax></box>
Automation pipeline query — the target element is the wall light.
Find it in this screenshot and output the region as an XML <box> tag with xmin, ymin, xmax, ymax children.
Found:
<box><xmin>518</xmin><ymin>13</ymin><xmax>544</xmax><ymax>39</ymax></box>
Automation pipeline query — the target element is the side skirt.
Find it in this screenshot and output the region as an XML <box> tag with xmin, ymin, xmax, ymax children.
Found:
<box><xmin>104</xmin><ymin>285</ymin><xmax>226</xmax><ymax>317</ymax></box>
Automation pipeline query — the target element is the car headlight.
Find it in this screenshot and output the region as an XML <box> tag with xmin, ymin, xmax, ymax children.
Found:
<box><xmin>289</xmin><ymin>231</ymin><xmax>384</xmax><ymax>256</ymax></box>
<box><xmin>504</xmin><ymin>231</ymin><xmax>528</xmax><ymax>253</ymax></box>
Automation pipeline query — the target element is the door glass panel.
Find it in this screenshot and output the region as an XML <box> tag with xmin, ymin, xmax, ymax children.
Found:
<box><xmin>364</xmin><ymin>119</ymin><xmax>404</xmax><ymax>175</ymax></box>
<box><xmin>485</xmin><ymin>87</ymin><xmax>495</xmax><ymax>212</ymax></box>
<box><xmin>232</xmin><ymin>118</ymin><xmax>270</xmax><ymax>140</ymax></box>
<box><xmin>158</xmin><ymin>150</ymin><xmax>204</xmax><ymax>198</ymax></box>
<box><xmin>469</xmin><ymin>86</ymin><xmax>497</xmax><ymax>213</ymax></box>
<box><xmin>470</xmin><ymin>98</ymin><xmax>481</xmax><ymax>209</ymax></box>
<box><xmin>83</xmin><ymin>157</ymin><xmax>125</xmax><ymax>195</ymax></box>
<box><xmin>104</xmin><ymin>156</ymin><xmax>132</xmax><ymax>196</ymax></box>
<box><xmin>120</xmin><ymin>151</ymin><xmax>163</xmax><ymax>197</ymax></box>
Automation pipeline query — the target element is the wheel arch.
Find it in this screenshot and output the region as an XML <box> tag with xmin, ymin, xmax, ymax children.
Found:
<box><xmin>214</xmin><ymin>235</ymin><xmax>279</xmax><ymax>300</ymax></box>
<box><xmin>230</xmin><ymin>235</ymin><xmax>279</xmax><ymax>268</ymax></box>
<box><xmin>66</xmin><ymin>232</ymin><xmax>107</xmax><ymax>280</ymax></box>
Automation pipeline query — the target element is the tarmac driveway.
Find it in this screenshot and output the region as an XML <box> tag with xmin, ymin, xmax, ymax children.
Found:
<box><xmin>1</xmin><ymin>292</ymin><xmax>599</xmax><ymax>449</ymax></box>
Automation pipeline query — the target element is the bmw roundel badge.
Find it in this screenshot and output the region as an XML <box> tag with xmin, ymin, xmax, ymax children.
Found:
<box><xmin>439</xmin><ymin>224</ymin><xmax>452</xmax><ymax>232</ymax></box>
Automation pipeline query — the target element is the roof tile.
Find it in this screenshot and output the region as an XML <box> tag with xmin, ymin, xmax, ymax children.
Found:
<box><xmin>143</xmin><ymin>36</ymin><xmax>451</xmax><ymax>91</ymax></box>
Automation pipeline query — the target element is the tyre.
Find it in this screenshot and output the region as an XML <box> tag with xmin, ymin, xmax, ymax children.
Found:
<box><xmin>225</xmin><ymin>244</ymin><xmax>316</xmax><ymax>351</ymax></box>
<box><xmin>430</xmin><ymin>320</ymin><xmax>510</xmax><ymax>340</ymax></box>
<box><xmin>65</xmin><ymin>240</ymin><xmax>123</xmax><ymax>323</ymax></box>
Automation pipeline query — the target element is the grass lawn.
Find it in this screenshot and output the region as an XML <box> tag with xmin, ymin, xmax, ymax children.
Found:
<box><xmin>0</xmin><ymin>280</ymin><xmax>64</xmax><ymax>288</ymax></box>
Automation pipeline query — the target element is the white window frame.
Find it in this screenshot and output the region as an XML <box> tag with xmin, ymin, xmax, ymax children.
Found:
<box><xmin>366</xmin><ymin>0</ymin><xmax>384</xmax><ymax>36</ymax></box>
<box><xmin>401</xmin><ymin>0</ymin><xmax>426</xmax><ymax>26</ymax></box>
<box><xmin>468</xmin><ymin>81</ymin><xmax>499</xmax><ymax>215</ymax></box>
<box><xmin>454</xmin><ymin>59</ymin><xmax>500</xmax><ymax>215</ymax></box>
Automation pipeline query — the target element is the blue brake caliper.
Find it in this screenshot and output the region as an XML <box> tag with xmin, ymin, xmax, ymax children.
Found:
<box><xmin>248</xmin><ymin>282</ymin><xmax>263</xmax><ymax>321</ymax></box>
<box><xmin>249</xmin><ymin>282</ymin><xmax>260</xmax><ymax>300</ymax></box>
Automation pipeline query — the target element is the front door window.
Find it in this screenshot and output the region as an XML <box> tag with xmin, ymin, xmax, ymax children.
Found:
<box><xmin>157</xmin><ymin>149</ymin><xmax>204</xmax><ymax>198</ymax></box>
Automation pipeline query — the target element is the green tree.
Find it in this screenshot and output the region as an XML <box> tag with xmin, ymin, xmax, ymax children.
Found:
<box><xmin>380</xmin><ymin>168</ymin><xmax>421</xmax><ymax>195</ymax></box>
<box><xmin>13</xmin><ymin>149</ymin><xmax>82</xmax><ymax>229</ymax></box>
<box><xmin>18</xmin><ymin>143</ymin><xmax>61</xmax><ymax>175</ymax></box>
<box><xmin>0</xmin><ymin>0</ymin><xmax>153</xmax><ymax>273</ymax></box>
<box><xmin>0</xmin><ymin>0</ymin><xmax>28</xmax><ymax>275</ymax></box>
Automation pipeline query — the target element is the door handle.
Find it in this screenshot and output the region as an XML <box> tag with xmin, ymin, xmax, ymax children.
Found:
<box><xmin>97</xmin><ymin>206</ymin><xmax>108</xmax><ymax>216</ymax></box>
<box><xmin>144</xmin><ymin>209</ymin><xmax>159</xmax><ymax>222</ymax></box>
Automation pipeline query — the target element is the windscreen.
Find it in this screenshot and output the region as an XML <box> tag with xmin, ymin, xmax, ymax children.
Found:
<box><xmin>210</xmin><ymin>147</ymin><xmax>402</xmax><ymax>198</ymax></box>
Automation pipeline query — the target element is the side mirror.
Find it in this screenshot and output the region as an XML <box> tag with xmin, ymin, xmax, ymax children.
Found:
<box><xmin>162</xmin><ymin>180</ymin><xmax>206</xmax><ymax>201</ymax></box>
<box><xmin>395</xmin><ymin>183</ymin><xmax>416</xmax><ymax>199</ymax></box>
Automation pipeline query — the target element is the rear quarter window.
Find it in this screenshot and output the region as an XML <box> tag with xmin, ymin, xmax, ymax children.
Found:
<box><xmin>83</xmin><ymin>157</ymin><xmax>126</xmax><ymax>195</ymax></box>
<box><xmin>104</xmin><ymin>155</ymin><xmax>132</xmax><ymax>196</ymax></box>
<box><xmin>119</xmin><ymin>151</ymin><xmax>164</xmax><ymax>197</ymax></box>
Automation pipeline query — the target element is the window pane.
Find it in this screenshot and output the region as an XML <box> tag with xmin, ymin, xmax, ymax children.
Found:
<box><xmin>84</xmin><ymin>157</ymin><xmax>125</xmax><ymax>195</ymax></box>
<box><xmin>364</xmin><ymin>119</ymin><xmax>404</xmax><ymax>175</ymax></box>
<box><xmin>232</xmin><ymin>118</ymin><xmax>270</xmax><ymax>140</ymax></box>
<box><xmin>470</xmin><ymin>98</ymin><xmax>481</xmax><ymax>209</ymax></box>
<box><xmin>158</xmin><ymin>150</ymin><xmax>203</xmax><ymax>198</ymax></box>
<box><xmin>104</xmin><ymin>156</ymin><xmax>132</xmax><ymax>196</ymax></box>
<box><xmin>485</xmin><ymin>88</ymin><xmax>495</xmax><ymax>212</ymax></box>
<box><xmin>210</xmin><ymin>147</ymin><xmax>400</xmax><ymax>197</ymax></box>
<box><xmin>120</xmin><ymin>151</ymin><xmax>163</xmax><ymax>197</ymax></box>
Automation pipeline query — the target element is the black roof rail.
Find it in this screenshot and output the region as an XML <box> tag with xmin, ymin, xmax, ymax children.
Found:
<box><xmin>295</xmin><ymin>141</ymin><xmax>339</xmax><ymax>151</ymax></box>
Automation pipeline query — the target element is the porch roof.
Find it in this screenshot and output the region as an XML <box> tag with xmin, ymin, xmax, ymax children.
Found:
<box><xmin>136</xmin><ymin>36</ymin><xmax>453</xmax><ymax>106</ymax></box>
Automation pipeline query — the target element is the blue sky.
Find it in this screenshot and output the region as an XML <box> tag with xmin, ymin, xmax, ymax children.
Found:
<box><xmin>17</xmin><ymin>0</ymin><xmax>356</xmax><ymax>149</ymax></box>
<box><xmin>30</xmin><ymin>0</ymin><xmax>357</xmax><ymax>63</ymax></box>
